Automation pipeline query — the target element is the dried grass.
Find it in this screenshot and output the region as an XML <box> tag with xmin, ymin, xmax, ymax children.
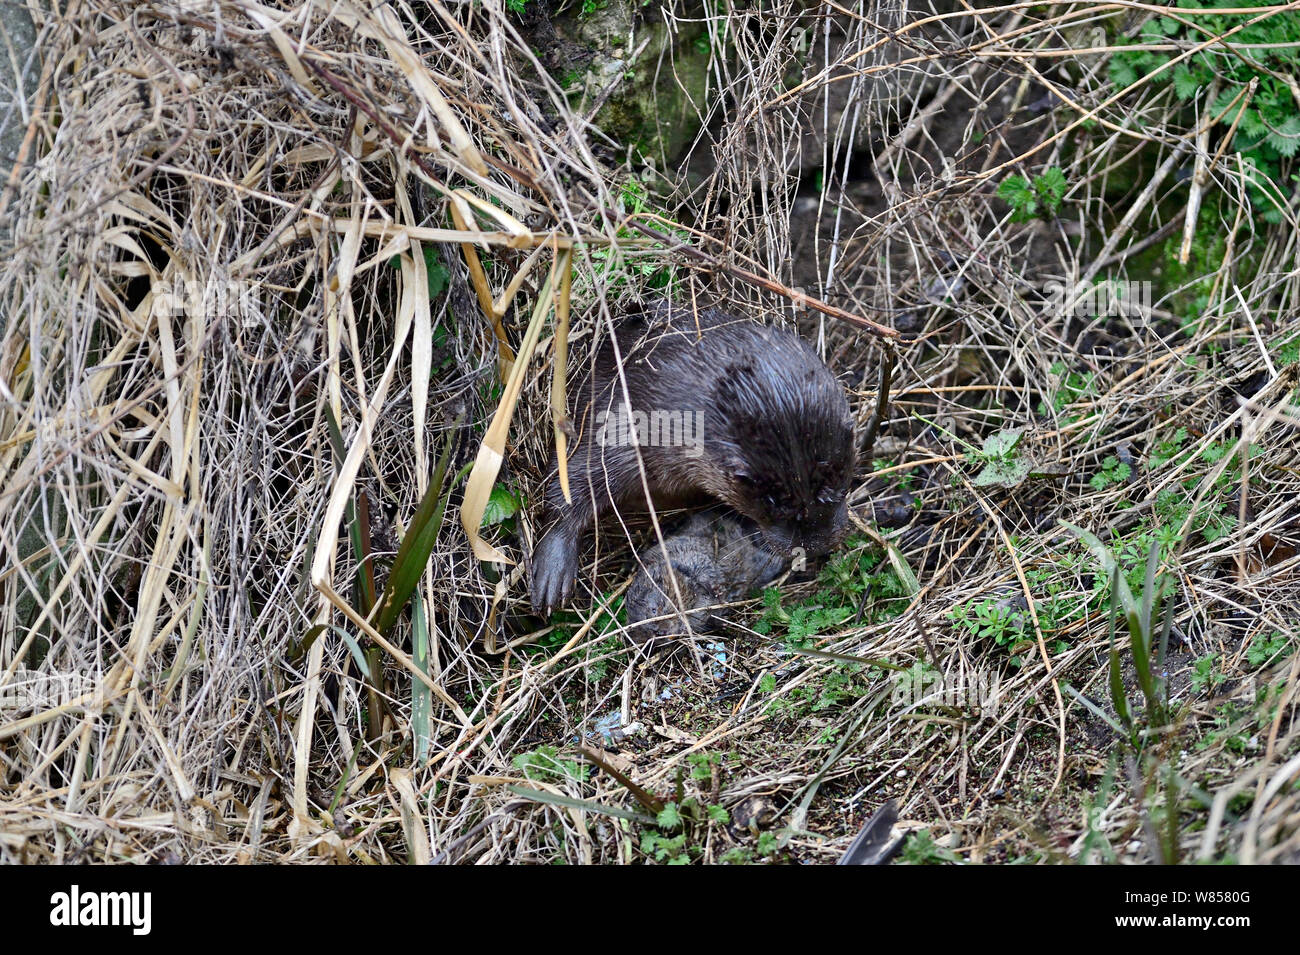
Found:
<box><xmin>1</xmin><ymin>0</ymin><xmax>1297</xmax><ymax>864</ymax></box>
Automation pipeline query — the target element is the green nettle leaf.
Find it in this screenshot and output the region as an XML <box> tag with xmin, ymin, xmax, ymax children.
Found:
<box><xmin>657</xmin><ymin>803</ymin><xmax>682</xmax><ymax>829</ymax></box>
<box><xmin>1110</xmin><ymin>58</ymin><xmax>1138</xmax><ymax>89</ymax></box>
<box><xmin>1013</xmin><ymin>199</ymin><xmax>1039</xmax><ymax>222</ymax></box>
<box><xmin>999</xmin><ymin>169</ymin><xmax>1068</xmax><ymax>222</ymax></box>
<box><xmin>981</xmin><ymin>427</ymin><xmax>1023</xmax><ymax>458</ymax></box>
<box><xmin>1038</xmin><ymin>166</ymin><xmax>1067</xmax><ymax>208</ymax></box>
<box><xmin>1239</xmin><ymin>108</ymin><xmax>1268</xmax><ymax>141</ymax></box>
<box><xmin>1266</xmin><ymin>115</ymin><xmax>1300</xmax><ymax>158</ymax></box>
<box><xmin>997</xmin><ymin>175</ymin><xmax>1031</xmax><ymax>202</ymax></box>
<box><xmin>423</xmin><ymin>246</ymin><xmax>451</xmax><ymax>297</ymax></box>
<box><xmin>1211</xmin><ymin>87</ymin><xmax>1241</xmax><ymax>120</ymax></box>
<box><xmin>1173</xmin><ymin>65</ymin><xmax>1200</xmax><ymax>101</ymax></box>
<box><xmin>974</xmin><ymin>455</ymin><xmax>1032</xmax><ymax>488</ymax></box>
<box><xmin>972</xmin><ymin>427</ymin><xmax>1030</xmax><ymax>487</ymax></box>
<box><xmin>481</xmin><ymin>483</ymin><xmax>522</xmax><ymax>526</ymax></box>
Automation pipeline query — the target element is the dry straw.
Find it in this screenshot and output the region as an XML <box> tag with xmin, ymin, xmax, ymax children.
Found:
<box><xmin>0</xmin><ymin>0</ymin><xmax>1297</xmax><ymax>863</ymax></box>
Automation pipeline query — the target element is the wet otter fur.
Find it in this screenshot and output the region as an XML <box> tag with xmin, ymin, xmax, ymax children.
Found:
<box><xmin>529</xmin><ymin>299</ymin><xmax>855</xmax><ymax>615</ymax></box>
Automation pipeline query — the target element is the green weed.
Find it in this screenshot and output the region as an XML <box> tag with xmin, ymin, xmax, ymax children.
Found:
<box><xmin>997</xmin><ymin>167</ymin><xmax>1068</xmax><ymax>222</ymax></box>
<box><xmin>1109</xmin><ymin>3</ymin><xmax>1300</xmax><ymax>222</ymax></box>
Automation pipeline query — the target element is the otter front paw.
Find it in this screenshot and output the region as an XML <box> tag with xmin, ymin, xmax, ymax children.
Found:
<box><xmin>529</xmin><ymin>526</ymin><xmax>580</xmax><ymax>616</ymax></box>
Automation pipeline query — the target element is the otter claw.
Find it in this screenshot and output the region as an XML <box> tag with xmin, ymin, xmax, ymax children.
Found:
<box><xmin>529</xmin><ymin>526</ymin><xmax>580</xmax><ymax>615</ymax></box>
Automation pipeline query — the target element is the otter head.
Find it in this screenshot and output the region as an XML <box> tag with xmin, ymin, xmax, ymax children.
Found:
<box><xmin>707</xmin><ymin>339</ymin><xmax>855</xmax><ymax>562</ymax></box>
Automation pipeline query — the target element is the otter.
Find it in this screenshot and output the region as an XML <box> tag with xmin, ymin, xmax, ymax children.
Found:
<box><xmin>529</xmin><ymin>299</ymin><xmax>855</xmax><ymax>616</ymax></box>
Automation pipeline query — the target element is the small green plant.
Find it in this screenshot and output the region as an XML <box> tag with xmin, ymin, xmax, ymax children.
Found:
<box><xmin>1039</xmin><ymin>361</ymin><xmax>1097</xmax><ymax>417</ymax></box>
<box><xmin>753</xmin><ymin>538</ymin><xmax>907</xmax><ymax>718</ymax></box>
<box><xmin>1090</xmin><ymin>455</ymin><xmax>1132</xmax><ymax>491</ymax></box>
<box><xmin>755</xmin><ymin>831</ymin><xmax>779</xmax><ymax>856</ymax></box>
<box><xmin>816</xmin><ymin>536</ymin><xmax>908</xmax><ymax>621</ymax></box>
<box><xmin>752</xmin><ymin>588</ymin><xmax>852</xmax><ymax>647</ymax></box>
<box><xmin>512</xmin><ymin>746</ymin><xmax>589</xmax><ymax>784</ymax></box>
<box><xmin>969</xmin><ymin>427</ymin><xmax>1032</xmax><ymax>487</ymax></box>
<box><xmin>1147</xmin><ymin>426</ymin><xmax>1189</xmax><ymax>471</ymax></box>
<box><xmin>997</xmin><ymin>166</ymin><xmax>1068</xmax><ymax>222</ymax></box>
<box><xmin>1191</xmin><ymin>653</ymin><xmax>1227</xmax><ymax>695</ymax></box>
<box><xmin>949</xmin><ymin>598</ymin><xmax>1026</xmax><ymax>651</ymax></box>
<box><xmin>581</xmin><ymin>180</ymin><xmax>686</xmax><ymax>293</ymax></box>
<box><xmin>630</xmin><ymin>753</ymin><xmax>745</xmax><ymax>863</ymax></box>
<box><xmin>1109</xmin><ymin>5</ymin><xmax>1300</xmax><ymax>222</ymax></box>
<box><xmin>1247</xmin><ymin>631</ymin><xmax>1290</xmax><ymax>668</ymax></box>
<box><xmin>480</xmin><ymin>482</ymin><xmax>522</xmax><ymax>529</ymax></box>
<box><xmin>1197</xmin><ymin>679</ymin><xmax>1286</xmax><ymax>756</ymax></box>
<box><xmin>1063</xmin><ymin>521</ymin><xmax>1185</xmax><ymax>863</ymax></box>
<box><xmin>760</xmin><ymin>659</ymin><xmax>880</xmax><ymax>719</ymax></box>
<box><xmin>389</xmin><ymin>244</ymin><xmax>450</xmax><ymax>297</ymax></box>
<box><xmin>899</xmin><ymin>829</ymin><xmax>963</xmax><ymax>864</ymax></box>
<box><xmin>1276</xmin><ymin>331</ymin><xmax>1300</xmax><ymax>367</ymax></box>
<box><xmin>641</xmin><ymin>827</ymin><xmax>692</xmax><ymax>863</ymax></box>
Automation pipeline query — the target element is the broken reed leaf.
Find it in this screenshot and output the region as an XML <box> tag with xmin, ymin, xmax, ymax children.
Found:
<box><xmin>576</xmin><ymin>746</ymin><xmax>664</xmax><ymax>815</ymax></box>
<box><xmin>506</xmin><ymin>784</ymin><xmax>657</xmax><ymax>825</ymax></box>
<box><xmin>460</xmin><ymin>267</ymin><xmax>557</xmax><ymax>562</ymax></box>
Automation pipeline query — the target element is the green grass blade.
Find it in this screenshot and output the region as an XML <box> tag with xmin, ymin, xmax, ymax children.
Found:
<box><xmin>1141</xmin><ymin>538</ymin><xmax>1159</xmax><ymax>647</ymax></box>
<box><xmin>294</xmin><ymin>622</ymin><xmax>370</xmax><ymax>669</ymax></box>
<box><xmin>1107</xmin><ymin>568</ymin><xmax>1134</xmax><ymax>740</ymax></box>
<box><xmin>885</xmin><ymin>541</ymin><xmax>921</xmax><ymax>596</ymax></box>
<box><xmin>1064</xmin><ymin>683</ymin><xmax>1125</xmax><ymax>735</ymax></box>
<box><xmin>1060</xmin><ymin>520</ymin><xmax>1139</xmax><ymax>618</ymax></box>
<box><xmin>322</xmin><ymin>406</ymin><xmax>347</xmax><ymax>463</ymax></box>
<box><xmin>411</xmin><ymin>590</ymin><xmax>432</xmax><ymax>763</ymax></box>
<box><xmin>374</xmin><ymin>423</ymin><xmax>460</xmax><ymax>635</ymax></box>
<box><xmin>339</xmin><ymin>631</ymin><xmax>371</xmax><ymax>675</ymax></box>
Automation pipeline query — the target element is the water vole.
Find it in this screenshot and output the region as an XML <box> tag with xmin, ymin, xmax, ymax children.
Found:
<box><xmin>624</xmin><ymin>510</ymin><xmax>788</xmax><ymax>646</ymax></box>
